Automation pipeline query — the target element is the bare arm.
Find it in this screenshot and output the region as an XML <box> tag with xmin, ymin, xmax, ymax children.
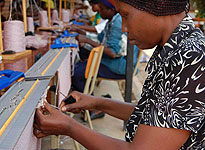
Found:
<box><xmin>76</xmin><ymin>35</ymin><xmax>119</xmax><ymax>58</ymax></box>
<box><xmin>79</xmin><ymin>25</ymin><xmax>97</xmax><ymax>33</ymax></box>
<box><xmin>34</xmin><ymin>102</ymin><xmax>190</xmax><ymax>150</ymax></box>
<box><xmin>60</xmin><ymin>91</ymin><xmax>135</xmax><ymax>121</ymax></box>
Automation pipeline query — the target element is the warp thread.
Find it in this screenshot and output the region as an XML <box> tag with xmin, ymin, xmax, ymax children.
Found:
<box><xmin>27</xmin><ymin>17</ymin><xmax>35</xmax><ymax>32</ymax></box>
<box><xmin>62</xmin><ymin>9</ymin><xmax>70</xmax><ymax>23</ymax></box>
<box><xmin>39</xmin><ymin>10</ymin><xmax>48</xmax><ymax>27</ymax></box>
<box><xmin>3</xmin><ymin>20</ymin><xmax>26</xmax><ymax>52</ymax></box>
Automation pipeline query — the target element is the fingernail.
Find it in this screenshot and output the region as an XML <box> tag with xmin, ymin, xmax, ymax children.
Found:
<box><xmin>62</xmin><ymin>106</ymin><xmax>66</xmax><ymax>112</ymax></box>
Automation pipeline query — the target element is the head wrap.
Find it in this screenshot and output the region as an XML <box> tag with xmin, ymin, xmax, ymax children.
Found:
<box><xmin>101</xmin><ymin>0</ymin><xmax>115</xmax><ymax>9</ymax></box>
<box><xmin>119</xmin><ymin>0</ymin><xmax>189</xmax><ymax>16</ymax></box>
<box><xmin>89</xmin><ymin>0</ymin><xmax>100</xmax><ymax>4</ymax></box>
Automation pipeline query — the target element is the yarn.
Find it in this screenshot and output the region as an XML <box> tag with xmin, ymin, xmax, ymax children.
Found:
<box><xmin>39</xmin><ymin>10</ymin><xmax>48</xmax><ymax>27</ymax></box>
<box><xmin>27</xmin><ymin>17</ymin><xmax>35</xmax><ymax>32</ymax></box>
<box><xmin>3</xmin><ymin>20</ymin><xmax>26</xmax><ymax>53</ymax></box>
<box><xmin>62</xmin><ymin>9</ymin><xmax>70</xmax><ymax>23</ymax></box>
<box><xmin>26</xmin><ymin>34</ymin><xmax>48</xmax><ymax>49</ymax></box>
<box><xmin>52</xmin><ymin>9</ymin><xmax>59</xmax><ymax>22</ymax></box>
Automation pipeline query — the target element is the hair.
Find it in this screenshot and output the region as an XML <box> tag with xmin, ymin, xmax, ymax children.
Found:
<box><xmin>119</xmin><ymin>0</ymin><xmax>190</xmax><ymax>16</ymax></box>
<box><xmin>89</xmin><ymin>0</ymin><xmax>100</xmax><ymax>4</ymax></box>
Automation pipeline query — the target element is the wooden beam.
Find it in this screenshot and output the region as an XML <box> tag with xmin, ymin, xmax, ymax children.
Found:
<box><xmin>22</xmin><ymin>0</ymin><xmax>27</xmax><ymax>33</ymax></box>
<box><xmin>0</xmin><ymin>9</ymin><xmax>3</xmax><ymax>52</ymax></box>
<box><xmin>48</xmin><ymin>0</ymin><xmax>51</xmax><ymax>26</ymax></box>
<box><xmin>64</xmin><ymin>0</ymin><xmax>67</xmax><ymax>9</ymax></box>
<box><xmin>59</xmin><ymin>0</ymin><xmax>62</xmax><ymax>20</ymax></box>
<box><xmin>70</xmin><ymin>0</ymin><xmax>74</xmax><ymax>17</ymax></box>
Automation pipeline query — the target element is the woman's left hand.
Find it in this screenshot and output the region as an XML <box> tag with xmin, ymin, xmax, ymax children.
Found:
<box><xmin>33</xmin><ymin>102</ymin><xmax>71</xmax><ymax>138</ymax></box>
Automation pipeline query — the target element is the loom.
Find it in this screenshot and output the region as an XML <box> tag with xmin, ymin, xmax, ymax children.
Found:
<box><xmin>0</xmin><ymin>37</ymin><xmax>75</xmax><ymax>149</ymax></box>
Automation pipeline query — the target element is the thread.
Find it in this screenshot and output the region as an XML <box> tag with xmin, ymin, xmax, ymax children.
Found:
<box><xmin>62</xmin><ymin>9</ymin><xmax>70</xmax><ymax>23</ymax></box>
<box><xmin>26</xmin><ymin>34</ymin><xmax>48</xmax><ymax>49</ymax></box>
<box><xmin>52</xmin><ymin>9</ymin><xmax>59</xmax><ymax>22</ymax></box>
<box><xmin>27</xmin><ymin>17</ymin><xmax>35</xmax><ymax>32</ymax></box>
<box><xmin>39</xmin><ymin>10</ymin><xmax>48</xmax><ymax>27</ymax></box>
<box><xmin>3</xmin><ymin>20</ymin><xmax>26</xmax><ymax>53</ymax></box>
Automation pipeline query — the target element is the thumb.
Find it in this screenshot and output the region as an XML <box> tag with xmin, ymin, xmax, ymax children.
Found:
<box><xmin>43</xmin><ymin>102</ymin><xmax>55</xmax><ymax>113</ymax></box>
<box><xmin>61</xmin><ymin>102</ymin><xmax>82</xmax><ymax>112</ymax></box>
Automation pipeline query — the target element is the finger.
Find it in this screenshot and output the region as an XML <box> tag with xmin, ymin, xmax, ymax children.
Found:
<box><xmin>59</xmin><ymin>101</ymin><xmax>66</xmax><ymax>111</ymax></box>
<box><xmin>33</xmin><ymin>124</ymin><xmax>42</xmax><ymax>133</ymax></box>
<box><xmin>61</xmin><ymin>102</ymin><xmax>82</xmax><ymax>112</ymax></box>
<box><xmin>35</xmin><ymin>108</ymin><xmax>45</xmax><ymax>123</ymax></box>
<box><xmin>43</xmin><ymin>102</ymin><xmax>56</xmax><ymax>113</ymax></box>
<box><xmin>71</xmin><ymin>108</ymin><xmax>82</xmax><ymax>114</ymax></box>
<box><xmin>33</xmin><ymin>128</ymin><xmax>49</xmax><ymax>138</ymax></box>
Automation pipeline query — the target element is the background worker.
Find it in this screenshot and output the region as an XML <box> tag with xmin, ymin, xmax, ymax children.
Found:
<box><xmin>70</xmin><ymin>0</ymin><xmax>108</xmax><ymax>34</ymax></box>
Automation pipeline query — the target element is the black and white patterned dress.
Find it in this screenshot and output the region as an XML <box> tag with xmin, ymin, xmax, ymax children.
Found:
<box><xmin>126</xmin><ymin>16</ymin><xmax>205</xmax><ymax>149</ymax></box>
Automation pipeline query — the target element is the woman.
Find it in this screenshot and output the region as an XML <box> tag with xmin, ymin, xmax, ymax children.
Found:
<box><xmin>34</xmin><ymin>0</ymin><xmax>204</xmax><ymax>149</ymax></box>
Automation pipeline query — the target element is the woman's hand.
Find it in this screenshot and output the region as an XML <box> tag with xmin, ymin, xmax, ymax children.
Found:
<box><xmin>33</xmin><ymin>102</ymin><xmax>71</xmax><ymax>138</ymax></box>
<box><xmin>59</xmin><ymin>91</ymin><xmax>98</xmax><ymax>113</ymax></box>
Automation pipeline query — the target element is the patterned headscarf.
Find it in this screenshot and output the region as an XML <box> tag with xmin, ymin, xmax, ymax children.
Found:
<box><xmin>118</xmin><ymin>0</ymin><xmax>190</xmax><ymax>16</ymax></box>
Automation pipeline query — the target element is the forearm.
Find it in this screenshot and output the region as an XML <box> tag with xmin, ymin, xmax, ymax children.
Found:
<box><xmin>94</xmin><ymin>97</ymin><xmax>135</xmax><ymax>121</ymax></box>
<box><xmin>103</xmin><ymin>47</ymin><xmax>118</xmax><ymax>58</ymax></box>
<box><xmin>66</xmin><ymin>117</ymin><xmax>131</xmax><ymax>150</ymax></box>
<box><xmin>80</xmin><ymin>25</ymin><xmax>97</xmax><ymax>33</ymax></box>
<box><xmin>85</xmin><ymin>40</ymin><xmax>118</xmax><ymax>58</ymax></box>
<box><xmin>86</xmin><ymin>38</ymin><xmax>101</xmax><ymax>47</ymax></box>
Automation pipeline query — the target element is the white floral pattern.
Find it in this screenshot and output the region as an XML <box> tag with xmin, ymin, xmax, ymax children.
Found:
<box><xmin>126</xmin><ymin>16</ymin><xmax>205</xmax><ymax>149</ymax></box>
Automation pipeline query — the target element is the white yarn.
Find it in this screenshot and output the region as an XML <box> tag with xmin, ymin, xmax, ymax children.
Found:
<box><xmin>27</xmin><ymin>17</ymin><xmax>34</xmax><ymax>32</ymax></box>
<box><xmin>39</xmin><ymin>10</ymin><xmax>48</xmax><ymax>27</ymax></box>
<box><xmin>3</xmin><ymin>20</ymin><xmax>26</xmax><ymax>52</ymax></box>
<box><xmin>62</xmin><ymin>9</ymin><xmax>70</xmax><ymax>23</ymax></box>
<box><xmin>26</xmin><ymin>34</ymin><xmax>48</xmax><ymax>49</ymax></box>
<box><xmin>52</xmin><ymin>9</ymin><xmax>59</xmax><ymax>22</ymax></box>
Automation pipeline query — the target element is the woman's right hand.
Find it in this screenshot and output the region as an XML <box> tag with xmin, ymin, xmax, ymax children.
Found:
<box><xmin>59</xmin><ymin>91</ymin><xmax>98</xmax><ymax>113</ymax></box>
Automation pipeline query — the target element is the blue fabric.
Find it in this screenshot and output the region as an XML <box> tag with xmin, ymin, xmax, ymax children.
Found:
<box><xmin>0</xmin><ymin>70</ymin><xmax>25</xmax><ymax>90</ymax></box>
<box><xmin>72</xmin><ymin>61</ymin><xmax>125</xmax><ymax>92</ymax></box>
<box><xmin>98</xmin><ymin>13</ymin><xmax>139</xmax><ymax>75</ymax></box>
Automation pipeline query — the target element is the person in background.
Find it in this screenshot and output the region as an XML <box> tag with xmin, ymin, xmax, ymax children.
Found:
<box><xmin>70</xmin><ymin>0</ymin><xmax>108</xmax><ymax>34</ymax></box>
<box><xmin>72</xmin><ymin>0</ymin><xmax>138</xmax><ymax>90</ymax></box>
<box><xmin>41</xmin><ymin>0</ymin><xmax>54</xmax><ymax>10</ymax></box>
<box><xmin>34</xmin><ymin>0</ymin><xmax>204</xmax><ymax>149</ymax></box>
<box><xmin>72</xmin><ymin>0</ymin><xmax>138</xmax><ymax>119</ymax></box>
<box><xmin>74</xmin><ymin>0</ymin><xmax>96</xmax><ymax>19</ymax></box>
<box><xmin>0</xmin><ymin>0</ymin><xmax>6</xmax><ymax>23</ymax></box>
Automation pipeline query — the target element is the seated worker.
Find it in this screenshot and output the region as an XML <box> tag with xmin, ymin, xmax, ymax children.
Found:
<box><xmin>72</xmin><ymin>0</ymin><xmax>139</xmax><ymax>119</ymax></box>
<box><xmin>0</xmin><ymin>0</ymin><xmax>6</xmax><ymax>23</ymax></box>
<box><xmin>74</xmin><ymin>0</ymin><xmax>96</xmax><ymax>19</ymax></box>
<box><xmin>34</xmin><ymin>0</ymin><xmax>204</xmax><ymax>149</ymax></box>
<box><xmin>41</xmin><ymin>0</ymin><xmax>55</xmax><ymax>10</ymax></box>
<box><xmin>69</xmin><ymin>0</ymin><xmax>108</xmax><ymax>35</ymax></box>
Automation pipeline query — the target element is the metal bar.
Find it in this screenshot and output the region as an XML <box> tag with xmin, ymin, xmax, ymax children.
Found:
<box><xmin>124</xmin><ymin>40</ymin><xmax>134</xmax><ymax>129</ymax></box>
<box><xmin>125</xmin><ymin>40</ymin><xmax>134</xmax><ymax>103</ymax></box>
